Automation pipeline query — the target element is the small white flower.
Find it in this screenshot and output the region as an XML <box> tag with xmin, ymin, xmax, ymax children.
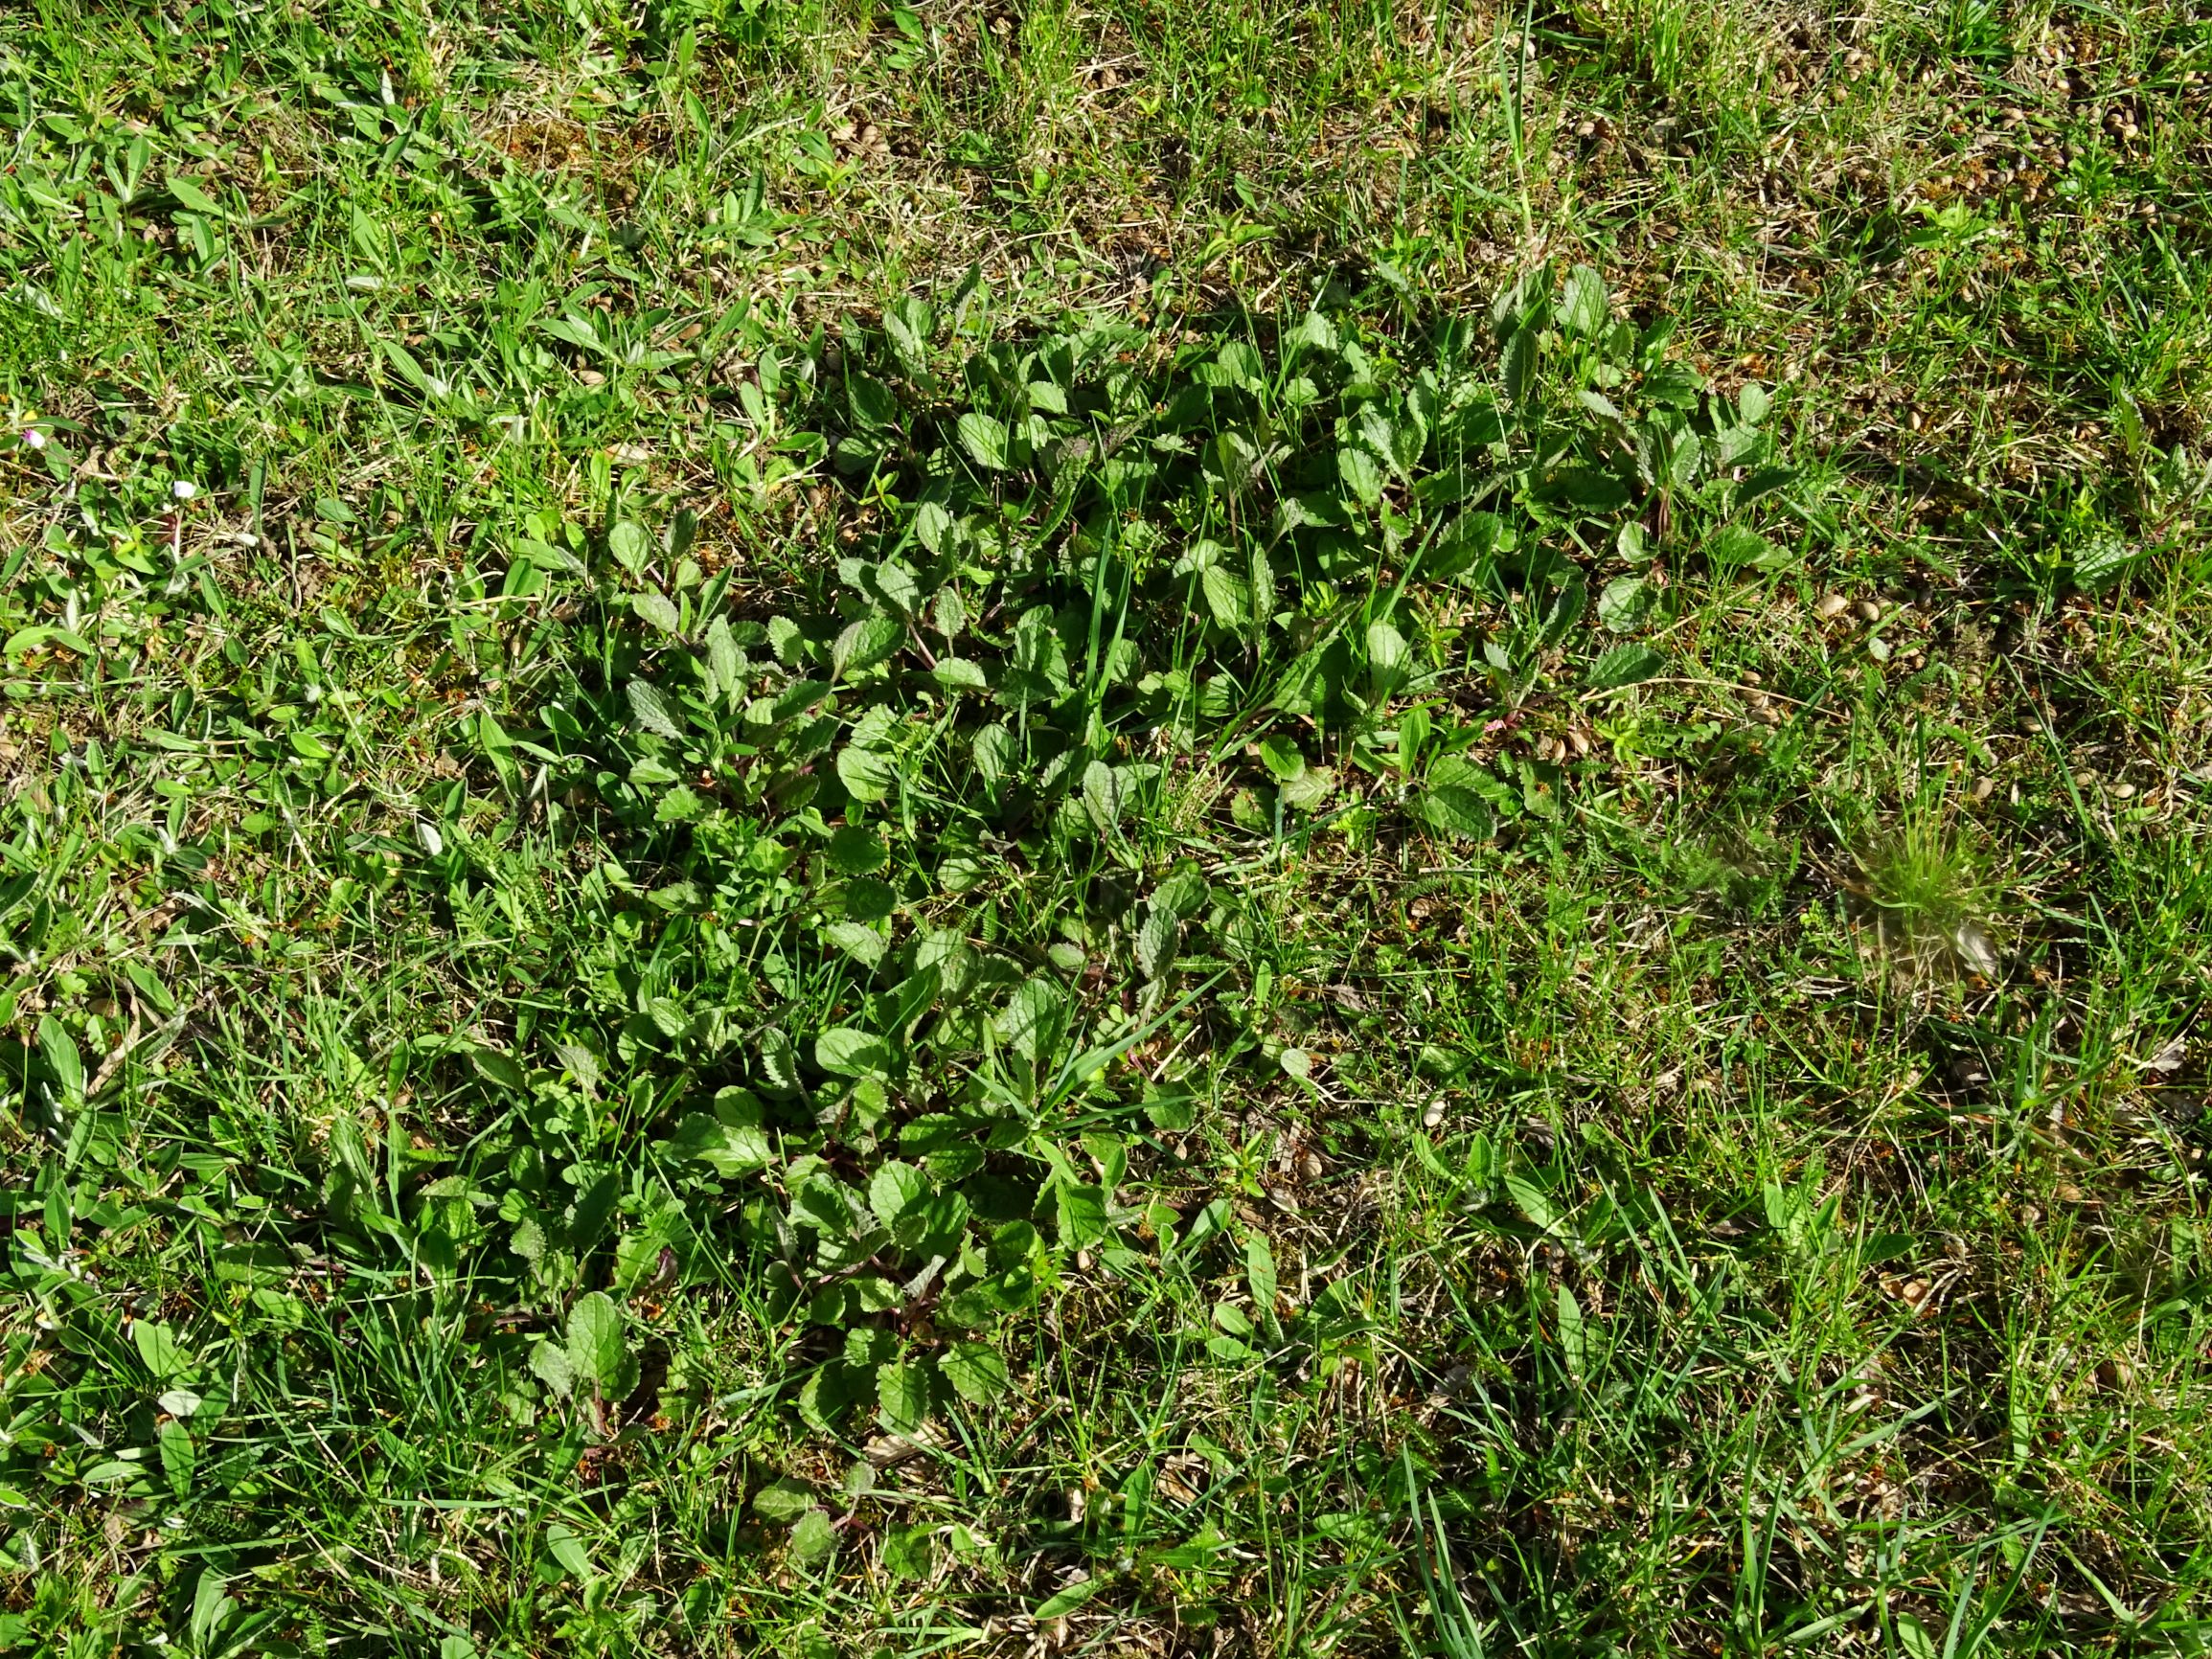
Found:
<box><xmin>21</xmin><ymin>426</ymin><xmax>45</xmax><ymax>450</ymax></box>
<box><xmin>171</xmin><ymin>479</ymin><xmax>197</xmax><ymax>501</ymax></box>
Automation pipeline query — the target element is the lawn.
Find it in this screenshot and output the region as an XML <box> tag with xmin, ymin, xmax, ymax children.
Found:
<box><xmin>3</xmin><ymin>0</ymin><xmax>2211</xmax><ymax>1652</ymax></box>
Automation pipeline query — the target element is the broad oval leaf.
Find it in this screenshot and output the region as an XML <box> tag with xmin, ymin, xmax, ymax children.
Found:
<box><xmin>818</xmin><ymin>1034</ymin><xmax>893</xmax><ymax>1083</ymax></box>
<box><xmin>1588</xmin><ymin>643</ymin><xmax>1666</xmax><ymax>691</ymax></box>
<box><xmin>564</xmin><ymin>1291</ymin><xmax>627</xmax><ymax>1388</ymax></box>
<box><xmin>672</xmin><ymin>1099</ymin><xmax>772</xmax><ymax>1177</ymax></box>
<box><xmin>627</xmin><ymin>678</ymin><xmax>684</xmax><ymax>739</ymax></box>
<box><xmin>938</xmin><ymin>1341</ymin><xmax>1011</xmax><ymax>1405</ymax></box>
<box><xmin>1705</xmin><ymin>525</ymin><xmax>1793</xmax><ymax>570</ymax></box>
<box><xmin>956</xmin><ymin>412</ymin><xmax>1011</xmax><ymax>470</ymax></box>
<box><xmin>607</xmin><ymin>520</ymin><xmax>652</xmax><ymax>574</ymax></box>
<box><xmin>833</xmin><ymin>609</ymin><xmax>903</xmax><ymax>678</ymax></box>
<box><xmin>1418</xmin><ymin>757</ymin><xmax>1496</xmax><ymax>840</ymax></box>
<box><xmin>1337</xmin><ymin>444</ymin><xmax>1384</xmax><ymax>507</ymax></box>
<box><xmin>868</xmin><ymin>1160</ymin><xmax>928</xmax><ymax>1233</ymax></box>
<box><xmin>631</xmin><ymin>590</ymin><xmax>682</xmax><ymax>635</ymax></box>
<box><xmin>877</xmin><ymin>1361</ymin><xmax>932</xmax><ymax>1435</ymax></box>
<box><xmin>815</xmin><ymin>1027</ymin><xmax>893</xmax><ymax>1079</ymax></box>
<box><xmin>1596</xmin><ymin>575</ymin><xmax>1655</xmax><ymax>633</ymax></box>
<box><xmin>836</xmin><ymin>742</ymin><xmax>898</xmax><ymax>803</ymax></box>
<box><xmin>1561</xmin><ymin>263</ymin><xmax>1608</xmax><ymax>336</ymax></box>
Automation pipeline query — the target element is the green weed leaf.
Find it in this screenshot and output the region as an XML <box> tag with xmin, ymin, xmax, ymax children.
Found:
<box><xmin>938</xmin><ymin>1341</ymin><xmax>1012</xmax><ymax>1405</ymax></box>
<box><xmin>816</xmin><ymin>1028</ymin><xmax>894</xmax><ymax>1079</ymax></box>
<box><xmin>1588</xmin><ymin>643</ymin><xmax>1664</xmax><ymax>690</ymax></box>
<box><xmin>627</xmin><ymin>679</ymin><xmax>684</xmax><ymax>739</ymax></box>
<box><xmin>877</xmin><ymin>1361</ymin><xmax>931</xmax><ymax>1434</ymax></box>
<box><xmin>1596</xmin><ymin>575</ymin><xmax>1655</xmax><ymax>633</ymax></box>
<box><xmin>1418</xmin><ymin>758</ymin><xmax>1496</xmax><ymax>840</ymax></box>
<box><xmin>1560</xmin><ymin>264</ymin><xmax>1608</xmax><ymax>336</ymax></box>
<box><xmin>957</xmin><ymin>412</ymin><xmax>1011</xmax><ymax>470</ymax></box>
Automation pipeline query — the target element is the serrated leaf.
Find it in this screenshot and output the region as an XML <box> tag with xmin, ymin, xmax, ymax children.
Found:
<box><xmin>752</xmin><ymin>1478</ymin><xmax>816</xmax><ymax>1522</ymax></box>
<box><xmin>932</xmin><ymin>583</ymin><xmax>969</xmax><ymax>639</ymax></box>
<box><xmin>530</xmin><ymin>1338</ymin><xmax>576</xmax><ymax>1397</ymax></box>
<box><xmin>1082</xmin><ymin>761</ymin><xmax>1127</xmax><ymax>832</ymax></box>
<box><xmin>869</xmin><ymin>1161</ymin><xmax>927</xmax><ymax>1232</ymax></box>
<box><xmin>1734</xmin><ymin>465</ymin><xmax>1798</xmax><ymax>508</ymax></box>
<box><xmin>1561</xmin><ymin>263</ymin><xmax>1608</xmax><ymax>335</ymax></box>
<box><xmin>836</xmin><ymin>742</ymin><xmax>898</xmax><ymax>803</ymax></box>
<box><xmin>915</xmin><ymin>501</ymin><xmax>954</xmax><ymax>553</ymax></box>
<box><xmin>1705</xmin><ymin>525</ymin><xmax>1793</xmax><ymax>570</ymax></box>
<box><xmin>938</xmin><ymin>1341</ymin><xmax>1011</xmax><ymax>1405</ymax></box>
<box><xmin>1247</xmin><ymin>544</ymin><xmax>1277</xmax><ymax>626</ymax></box>
<box><xmin>816</xmin><ymin>1028</ymin><xmax>893</xmax><ymax>1079</ymax></box>
<box><xmin>631</xmin><ymin>590</ymin><xmax>682</xmax><ymax>635</ymax></box>
<box><xmin>995</xmin><ymin>978</ymin><xmax>1066</xmax><ymax>1067</ymax></box>
<box><xmin>1279</xmin><ymin>765</ymin><xmax>1334</xmax><ymax>811</ymax></box>
<box><xmin>627</xmin><ymin>678</ymin><xmax>684</xmax><ymax>739</ymax></box>
<box><xmin>877</xmin><ymin>1362</ymin><xmax>931</xmax><ymax>1435</ymax></box>
<box><xmin>766</xmin><ymin>615</ymin><xmax>806</xmax><ymax>664</ymax></box>
<box><xmin>1588</xmin><ymin>643</ymin><xmax>1665</xmax><ymax>691</ymax></box>
<box><xmin>1418</xmin><ymin>757</ymin><xmax>1496</xmax><ymax>840</ymax></box>
<box><xmin>874</xmin><ymin>557</ymin><xmax>924</xmax><ymax>616</ymax></box>
<box><xmin>672</xmin><ymin>1094</ymin><xmax>771</xmax><ymax>1177</ymax></box>
<box><xmin>1367</xmin><ymin>619</ymin><xmax>1410</xmax><ymax>700</ymax></box>
<box><xmin>931</xmin><ymin>656</ymin><xmax>989</xmax><ymax>692</ymax></box>
<box><xmin>564</xmin><ymin>1292</ymin><xmax>627</xmax><ymax>1389</ymax></box>
<box><xmin>706</xmin><ymin>614</ymin><xmax>743</xmax><ymax>698</ymax></box>
<box><xmin>1153</xmin><ymin>866</ymin><xmax>1209</xmax><ymax>919</ymax></box>
<box><xmin>759</xmin><ymin>1028</ymin><xmax>802</xmax><ymax>1092</ymax></box>
<box><xmin>789</xmin><ymin>1507</ymin><xmax>837</xmax><ymax>1564</ymax></box>
<box><xmin>1199</xmin><ymin>561</ymin><xmax>1249</xmax><ymax>629</ymax></box>
<box><xmin>971</xmin><ymin>723</ymin><xmax>1015</xmax><ymax>785</ymax></box>
<box><xmin>825</xmin><ymin>825</ymin><xmax>888</xmax><ymax>875</ymax></box>
<box><xmin>1136</xmin><ymin>909</ymin><xmax>1178</xmax><ymax>982</ymax></box>
<box><xmin>1502</xmin><ymin>326</ymin><xmax>1538</xmax><ymax>405</ymax></box>
<box><xmin>833</xmin><ymin>609</ymin><xmax>903</xmax><ymax>678</ymax></box>
<box><xmin>653</xmin><ymin>784</ymin><xmax>705</xmax><ymax>824</ymax></box>
<box><xmin>1596</xmin><ymin>576</ymin><xmax>1656</xmax><ymax>633</ymax></box>
<box><xmin>957</xmin><ymin>412</ymin><xmax>1011</xmax><ymax>470</ymax></box>
<box><xmin>1666</xmin><ymin>426</ymin><xmax>1704</xmax><ymax>489</ymax></box>
<box><xmin>607</xmin><ymin>520</ymin><xmax>652</xmax><ymax>574</ymax></box>
<box><xmin>2074</xmin><ymin>530</ymin><xmax>2137</xmax><ymax>590</ymax></box>
<box><xmin>1055</xmin><ymin>1182</ymin><xmax>1109</xmax><ymax>1249</ymax></box>
<box><xmin>1337</xmin><ymin>444</ymin><xmax>1384</xmax><ymax>507</ymax></box>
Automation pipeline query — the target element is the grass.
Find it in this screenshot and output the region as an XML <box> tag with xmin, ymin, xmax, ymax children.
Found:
<box><xmin>2</xmin><ymin>0</ymin><xmax>2211</xmax><ymax>1653</ymax></box>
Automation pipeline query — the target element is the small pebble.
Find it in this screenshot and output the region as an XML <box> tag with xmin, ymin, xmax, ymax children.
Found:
<box><xmin>1815</xmin><ymin>593</ymin><xmax>1851</xmax><ymax>620</ymax></box>
<box><xmin>1973</xmin><ymin>776</ymin><xmax>1995</xmax><ymax>801</ymax></box>
<box><xmin>2112</xmin><ymin>782</ymin><xmax>2136</xmax><ymax>800</ymax></box>
<box><xmin>1856</xmin><ymin>600</ymin><xmax>1883</xmax><ymax>623</ymax></box>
